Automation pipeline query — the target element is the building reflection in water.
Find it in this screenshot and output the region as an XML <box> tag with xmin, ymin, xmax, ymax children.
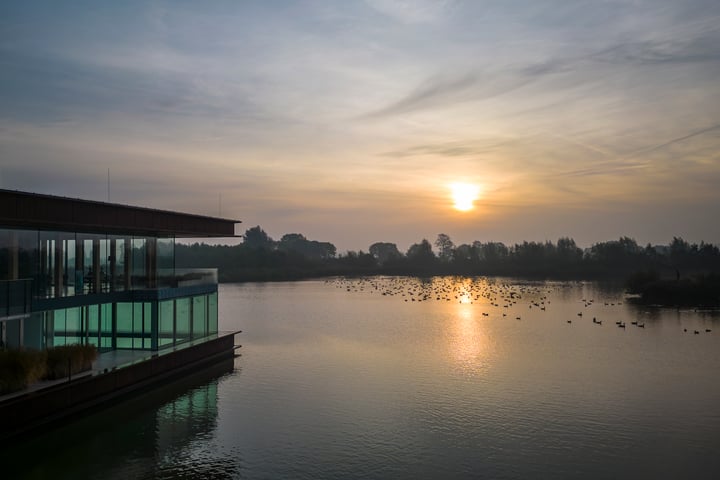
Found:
<box><xmin>1</xmin><ymin>359</ymin><xmax>238</xmax><ymax>479</ymax></box>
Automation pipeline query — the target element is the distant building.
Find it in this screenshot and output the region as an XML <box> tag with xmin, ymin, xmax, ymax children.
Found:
<box><xmin>0</xmin><ymin>189</ymin><xmax>239</xmax><ymax>352</ymax></box>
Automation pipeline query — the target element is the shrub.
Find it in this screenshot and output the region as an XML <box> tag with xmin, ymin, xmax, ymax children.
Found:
<box><xmin>0</xmin><ymin>344</ymin><xmax>98</xmax><ymax>393</ymax></box>
<box><xmin>79</xmin><ymin>344</ymin><xmax>99</xmax><ymax>370</ymax></box>
<box><xmin>44</xmin><ymin>344</ymin><xmax>98</xmax><ymax>380</ymax></box>
<box><xmin>0</xmin><ymin>349</ymin><xmax>47</xmax><ymax>394</ymax></box>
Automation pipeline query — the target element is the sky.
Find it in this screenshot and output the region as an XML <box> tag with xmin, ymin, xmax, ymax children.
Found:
<box><xmin>1</xmin><ymin>0</ymin><xmax>719</xmax><ymax>252</ymax></box>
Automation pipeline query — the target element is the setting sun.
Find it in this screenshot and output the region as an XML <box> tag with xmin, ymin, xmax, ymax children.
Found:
<box><xmin>450</xmin><ymin>183</ymin><xmax>481</xmax><ymax>211</ymax></box>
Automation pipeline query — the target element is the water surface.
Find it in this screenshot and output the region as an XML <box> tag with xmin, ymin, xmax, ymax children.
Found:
<box><xmin>4</xmin><ymin>277</ymin><xmax>720</xmax><ymax>479</ymax></box>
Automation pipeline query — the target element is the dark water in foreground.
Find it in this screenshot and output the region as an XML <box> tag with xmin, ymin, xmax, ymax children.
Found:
<box><xmin>3</xmin><ymin>277</ymin><xmax>720</xmax><ymax>479</ymax></box>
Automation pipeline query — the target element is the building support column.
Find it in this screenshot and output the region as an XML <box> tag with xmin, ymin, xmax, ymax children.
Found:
<box><xmin>150</xmin><ymin>301</ymin><xmax>159</xmax><ymax>351</ymax></box>
<box><xmin>8</xmin><ymin>230</ymin><xmax>19</xmax><ymax>280</ymax></box>
<box><xmin>109</xmin><ymin>238</ymin><xmax>116</xmax><ymax>292</ymax></box>
<box><xmin>54</xmin><ymin>233</ymin><xmax>64</xmax><ymax>297</ymax></box>
<box><xmin>92</xmin><ymin>238</ymin><xmax>100</xmax><ymax>293</ymax></box>
<box><xmin>39</xmin><ymin>238</ymin><xmax>48</xmax><ymax>296</ymax></box>
<box><xmin>45</xmin><ymin>312</ymin><xmax>54</xmax><ymax>348</ymax></box>
<box><xmin>146</xmin><ymin>237</ymin><xmax>157</xmax><ymax>288</ymax></box>
<box><xmin>75</xmin><ymin>240</ymin><xmax>84</xmax><ymax>294</ymax></box>
<box><xmin>124</xmin><ymin>238</ymin><xmax>132</xmax><ymax>290</ymax></box>
<box><xmin>111</xmin><ymin>302</ymin><xmax>117</xmax><ymax>349</ymax></box>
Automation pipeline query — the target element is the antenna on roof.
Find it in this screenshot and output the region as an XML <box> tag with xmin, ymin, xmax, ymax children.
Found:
<box><xmin>219</xmin><ymin>193</ymin><xmax>222</xmax><ymax>217</ymax></box>
<box><xmin>107</xmin><ymin>168</ymin><xmax>110</xmax><ymax>202</ymax></box>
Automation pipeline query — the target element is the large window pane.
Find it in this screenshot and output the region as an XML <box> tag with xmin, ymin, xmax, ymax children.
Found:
<box><xmin>132</xmin><ymin>238</ymin><xmax>147</xmax><ymax>289</ymax></box>
<box><xmin>193</xmin><ymin>295</ymin><xmax>206</xmax><ymax>338</ymax></box>
<box><xmin>66</xmin><ymin>307</ymin><xmax>81</xmax><ymax>344</ymax></box>
<box><xmin>53</xmin><ymin>309</ymin><xmax>66</xmax><ymax>346</ymax></box>
<box><xmin>208</xmin><ymin>292</ymin><xmax>218</xmax><ymax>334</ymax></box>
<box><xmin>117</xmin><ymin>302</ymin><xmax>133</xmax><ymax>349</ymax></box>
<box><xmin>23</xmin><ymin>312</ymin><xmax>45</xmax><ymax>350</ymax></box>
<box><xmin>86</xmin><ymin>305</ymin><xmax>99</xmax><ymax>348</ymax></box>
<box><xmin>132</xmin><ymin>302</ymin><xmax>143</xmax><ymax>349</ymax></box>
<box><xmin>109</xmin><ymin>236</ymin><xmax>125</xmax><ymax>292</ymax></box>
<box><xmin>4</xmin><ymin>318</ymin><xmax>21</xmax><ymax>348</ymax></box>
<box><xmin>159</xmin><ymin>300</ymin><xmax>174</xmax><ymax>347</ymax></box>
<box><xmin>100</xmin><ymin>303</ymin><xmax>113</xmax><ymax>349</ymax></box>
<box><xmin>157</xmin><ymin>237</ymin><xmax>175</xmax><ymax>288</ymax></box>
<box><xmin>143</xmin><ymin>302</ymin><xmax>152</xmax><ymax>349</ymax></box>
<box><xmin>0</xmin><ymin>229</ymin><xmax>38</xmax><ymax>282</ymax></box>
<box><xmin>64</xmin><ymin>238</ymin><xmax>76</xmax><ymax>296</ymax></box>
<box><xmin>176</xmin><ymin>298</ymin><xmax>190</xmax><ymax>344</ymax></box>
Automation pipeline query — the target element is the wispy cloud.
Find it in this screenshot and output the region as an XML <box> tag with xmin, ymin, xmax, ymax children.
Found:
<box><xmin>555</xmin><ymin>124</ymin><xmax>720</xmax><ymax>179</ymax></box>
<box><xmin>363</xmin><ymin>0</ymin><xmax>456</xmax><ymax>24</ymax></box>
<box><xmin>363</xmin><ymin>68</ymin><xmax>545</xmax><ymax>118</ymax></box>
<box><xmin>625</xmin><ymin>124</ymin><xmax>720</xmax><ymax>158</ymax></box>
<box><xmin>2</xmin><ymin>0</ymin><xmax>720</xmax><ymax>249</ymax></box>
<box><xmin>591</xmin><ymin>32</ymin><xmax>720</xmax><ymax>66</ymax></box>
<box><xmin>381</xmin><ymin>139</ymin><xmax>515</xmax><ymax>158</ymax></box>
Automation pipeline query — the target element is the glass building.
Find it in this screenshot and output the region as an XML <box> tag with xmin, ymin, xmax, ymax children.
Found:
<box><xmin>0</xmin><ymin>189</ymin><xmax>238</xmax><ymax>353</ymax></box>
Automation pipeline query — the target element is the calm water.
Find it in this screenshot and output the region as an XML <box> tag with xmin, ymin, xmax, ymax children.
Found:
<box><xmin>4</xmin><ymin>277</ymin><xmax>720</xmax><ymax>479</ymax></box>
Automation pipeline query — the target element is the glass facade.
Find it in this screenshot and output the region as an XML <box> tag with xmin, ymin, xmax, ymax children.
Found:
<box><xmin>1</xmin><ymin>227</ymin><xmax>219</xmax><ymax>352</ymax></box>
<box><xmin>0</xmin><ymin>229</ymin><xmax>179</xmax><ymax>298</ymax></box>
<box><xmin>24</xmin><ymin>292</ymin><xmax>218</xmax><ymax>350</ymax></box>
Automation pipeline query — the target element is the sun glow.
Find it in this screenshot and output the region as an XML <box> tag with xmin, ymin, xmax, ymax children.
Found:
<box><xmin>450</xmin><ymin>183</ymin><xmax>480</xmax><ymax>211</ymax></box>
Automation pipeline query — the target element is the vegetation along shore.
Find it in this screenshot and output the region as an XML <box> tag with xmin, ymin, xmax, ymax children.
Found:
<box><xmin>176</xmin><ymin>227</ymin><xmax>720</xmax><ymax>307</ymax></box>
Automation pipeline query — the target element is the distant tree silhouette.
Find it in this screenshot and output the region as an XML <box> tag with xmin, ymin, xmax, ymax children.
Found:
<box><xmin>556</xmin><ymin>237</ymin><xmax>582</xmax><ymax>263</ymax></box>
<box><xmin>173</xmin><ymin>225</ymin><xmax>720</xmax><ymax>285</ymax></box>
<box><xmin>435</xmin><ymin>233</ymin><xmax>455</xmax><ymax>262</ymax></box>
<box><xmin>406</xmin><ymin>239</ymin><xmax>436</xmax><ymax>267</ymax></box>
<box><xmin>338</xmin><ymin>250</ymin><xmax>377</xmax><ymax>269</ymax></box>
<box><xmin>475</xmin><ymin>241</ymin><xmax>509</xmax><ymax>264</ymax></box>
<box><xmin>369</xmin><ymin>242</ymin><xmax>402</xmax><ymax>265</ymax></box>
<box><xmin>243</xmin><ymin>226</ymin><xmax>274</xmax><ymax>249</ymax></box>
<box><xmin>278</xmin><ymin>233</ymin><xmax>336</xmax><ymax>260</ymax></box>
<box><xmin>453</xmin><ymin>243</ymin><xmax>476</xmax><ymax>263</ymax></box>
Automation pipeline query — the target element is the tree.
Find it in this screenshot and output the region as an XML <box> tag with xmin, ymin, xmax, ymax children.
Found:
<box><xmin>556</xmin><ymin>237</ymin><xmax>582</xmax><ymax>263</ymax></box>
<box><xmin>406</xmin><ymin>239</ymin><xmax>436</xmax><ymax>266</ymax></box>
<box><xmin>278</xmin><ymin>233</ymin><xmax>336</xmax><ymax>260</ymax></box>
<box><xmin>243</xmin><ymin>226</ymin><xmax>274</xmax><ymax>249</ymax></box>
<box><xmin>434</xmin><ymin>233</ymin><xmax>455</xmax><ymax>262</ymax></box>
<box><xmin>453</xmin><ymin>243</ymin><xmax>475</xmax><ymax>263</ymax></box>
<box><xmin>338</xmin><ymin>250</ymin><xmax>377</xmax><ymax>268</ymax></box>
<box><xmin>475</xmin><ymin>242</ymin><xmax>509</xmax><ymax>263</ymax></box>
<box><xmin>369</xmin><ymin>242</ymin><xmax>402</xmax><ymax>265</ymax></box>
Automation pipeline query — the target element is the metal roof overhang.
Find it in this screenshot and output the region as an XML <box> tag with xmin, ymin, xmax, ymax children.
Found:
<box><xmin>0</xmin><ymin>189</ymin><xmax>240</xmax><ymax>237</ymax></box>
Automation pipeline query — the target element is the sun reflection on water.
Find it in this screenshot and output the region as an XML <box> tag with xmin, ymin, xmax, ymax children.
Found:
<box><xmin>448</xmin><ymin>300</ymin><xmax>493</xmax><ymax>376</ymax></box>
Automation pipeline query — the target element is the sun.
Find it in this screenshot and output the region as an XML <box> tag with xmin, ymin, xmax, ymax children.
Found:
<box><xmin>450</xmin><ymin>183</ymin><xmax>480</xmax><ymax>211</ymax></box>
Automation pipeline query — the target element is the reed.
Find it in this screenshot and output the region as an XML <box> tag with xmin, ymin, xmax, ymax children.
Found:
<box><xmin>0</xmin><ymin>349</ymin><xmax>47</xmax><ymax>394</ymax></box>
<box><xmin>44</xmin><ymin>344</ymin><xmax>98</xmax><ymax>380</ymax></box>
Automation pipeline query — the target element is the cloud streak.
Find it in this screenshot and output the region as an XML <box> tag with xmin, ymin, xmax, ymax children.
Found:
<box><xmin>1</xmin><ymin>0</ymin><xmax>720</xmax><ymax>249</ymax></box>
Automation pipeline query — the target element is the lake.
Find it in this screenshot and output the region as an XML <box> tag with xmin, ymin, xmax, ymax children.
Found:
<box><xmin>4</xmin><ymin>277</ymin><xmax>720</xmax><ymax>479</ymax></box>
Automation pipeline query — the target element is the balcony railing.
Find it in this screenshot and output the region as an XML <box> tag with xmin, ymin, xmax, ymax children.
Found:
<box><xmin>26</xmin><ymin>268</ymin><xmax>219</xmax><ymax>300</ymax></box>
<box><xmin>158</xmin><ymin>269</ymin><xmax>218</xmax><ymax>288</ymax></box>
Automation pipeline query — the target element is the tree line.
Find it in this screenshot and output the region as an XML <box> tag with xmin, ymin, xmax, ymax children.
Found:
<box><xmin>175</xmin><ymin>226</ymin><xmax>720</xmax><ymax>283</ymax></box>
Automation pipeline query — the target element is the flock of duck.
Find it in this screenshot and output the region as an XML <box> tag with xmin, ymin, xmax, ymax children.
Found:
<box><xmin>328</xmin><ymin>276</ymin><xmax>713</xmax><ymax>335</ymax></box>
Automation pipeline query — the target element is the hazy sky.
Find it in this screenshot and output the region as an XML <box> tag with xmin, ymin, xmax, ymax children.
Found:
<box><xmin>2</xmin><ymin>1</ymin><xmax>719</xmax><ymax>251</ymax></box>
